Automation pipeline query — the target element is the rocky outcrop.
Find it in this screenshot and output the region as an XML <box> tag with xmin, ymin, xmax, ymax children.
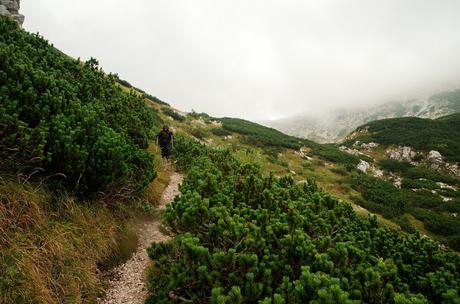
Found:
<box><xmin>424</xmin><ymin>150</ymin><xmax>460</xmax><ymax>177</ymax></box>
<box><xmin>339</xmin><ymin>142</ymin><xmax>376</xmax><ymax>158</ymax></box>
<box><xmin>294</xmin><ymin>146</ymin><xmax>313</xmax><ymax>160</ymax></box>
<box><xmin>427</xmin><ymin>150</ymin><xmax>443</xmax><ymax>170</ymax></box>
<box><xmin>385</xmin><ymin>146</ymin><xmax>416</xmax><ymax>162</ymax></box>
<box><xmin>0</xmin><ymin>0</ymin><xmax>23</xmax><ymax>26</ymax></box>
<box><xmin>357</xmin><ymin>160</ymin><xmax>383</xmax><ymax>177</ymax></box>
<box><xmin>361</xmin><ymin>142</ymin><xmax>379</xmax><ymax>151</ymax></box>
<box><xmin>446</xmin><ymin>163</ymin><xmax>459</xmax><ymax>176</ymax></box>
<box><xmin>357</xmin><ymin>160</ymin><xmax>370</xmax><ymax>173</ymax></box>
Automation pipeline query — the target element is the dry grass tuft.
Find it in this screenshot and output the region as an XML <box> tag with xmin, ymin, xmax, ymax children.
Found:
<box><xmin>0</xmin><ymin>179</ymin><xmax>123</xmax><ymax>304</ymax></box>
<box><xmin>143</xmin><ymin>144</ymin><xmax>174</xmax><ymax>207</ymax></box>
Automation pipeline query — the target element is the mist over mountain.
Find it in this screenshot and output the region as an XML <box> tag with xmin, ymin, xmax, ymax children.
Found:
<box><xmin>263</xmin><ymin>89</ymin><xmax>460</xmax><ymax>143</ymax></box>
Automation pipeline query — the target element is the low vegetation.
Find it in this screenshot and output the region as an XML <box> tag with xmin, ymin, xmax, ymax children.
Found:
<box><xmin>0</xmin><ymin>17</ymin><xmax>158</xmax><ymax>197</ymax></box>
<box><xmin>0</xmin><ymin>179</ymin><xmax>126</xmax><ymax>303</ymax></box>
<box><xmin>348</xmin><ymin>172</ymin><xmax>460</xmax><ymax>251</ymax></box>
<box><xmin>219</xmin><ymin>117</ymin><xmax>303</xmax><ymax>150</ymax></box>
<box><xmin>346</xmin><ymin>114</ymin><xmax>460</xmax><ymax>163</ymax></box>
<box><xmin>147</xmin><ymin>136</ymin><xmax>460</xmax><ymax>303</ymax></box>
<box><xmin>162</xmin><ymin>107</ymin><xmax>186</xmax><ymax>121</ymax></box>
<box><xmin>0</xmin><ymin>16</ymin><xmax>167</xmax><ymax>304</ymax></box>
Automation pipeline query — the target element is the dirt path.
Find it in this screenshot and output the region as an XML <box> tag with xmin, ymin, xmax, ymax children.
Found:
<box><xmin>99</xmin><ymin>172</ymin><xmax>184</xmax><ymax>304</ymax></box>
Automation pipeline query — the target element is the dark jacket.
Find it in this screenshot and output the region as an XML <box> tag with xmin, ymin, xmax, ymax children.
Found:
<box><xmin>157</xmin><ymin>130</ymin><xmax>173</xmax><ymax>147</ymax></box>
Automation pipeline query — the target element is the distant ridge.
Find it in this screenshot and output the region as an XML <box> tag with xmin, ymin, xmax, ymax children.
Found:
<box><xmin>263</xmin><ymin>89</ymin><xmax>460</xmax><ymax>143</ymax></box>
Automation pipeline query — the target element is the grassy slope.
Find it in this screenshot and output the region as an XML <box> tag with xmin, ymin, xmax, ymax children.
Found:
<box><xmin>341</xmin><ymin>114</ymin><xmax>460</xmax><ymax>250</ymax></box>
<box><xmin>157</xmin><ymin>113</ymin><xmax>401</xmax><ymax>231</ymax></box>
<box><xmin>0</xmin><ymin>147</ymin><xmax>173</xmax><ymax>304</ymax></box>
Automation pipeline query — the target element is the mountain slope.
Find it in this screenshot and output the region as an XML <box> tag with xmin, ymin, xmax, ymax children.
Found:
<box><xmin>2</xmin><ymin>13</ymin><xmax>460</xmax><ymax>304</ymax></box>
<box><xmin>264</xmin><ymin>90</ymin><xmax>460</xmax><ymax>143</ymax></box>
<box><xmin>339</xmin><ymin>114</ymin><xmax>460</xmax><ymax>251</ymax></box>
<box><xmin>345</xmin><ymin>113</ymin><xmax>460</xmax><ymax>163</ymax></box>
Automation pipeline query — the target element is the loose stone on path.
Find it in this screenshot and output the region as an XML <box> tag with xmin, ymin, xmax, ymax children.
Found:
<box><xmin>99</xmin><ymin>173</ymin><xmax>184</xmax><ymax>304</ymax></box>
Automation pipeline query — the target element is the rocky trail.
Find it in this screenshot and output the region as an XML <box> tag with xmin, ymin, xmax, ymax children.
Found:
<box><xmin>99</xmin><ymin>172</ymin><xmax>184</xmax><ymax>304</ymax></box>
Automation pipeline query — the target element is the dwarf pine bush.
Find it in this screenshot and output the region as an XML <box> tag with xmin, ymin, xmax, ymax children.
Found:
<box><xmin>0</xmin><ymin>16</ymin><xmax>157</xmax><ymax>196</ymax></box>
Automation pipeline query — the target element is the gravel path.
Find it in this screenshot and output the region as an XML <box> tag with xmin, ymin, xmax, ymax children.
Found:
<box><xmin>99</xmin><ymin>173</ymin><xmax>184</xmax><ymax>304</ymax></box>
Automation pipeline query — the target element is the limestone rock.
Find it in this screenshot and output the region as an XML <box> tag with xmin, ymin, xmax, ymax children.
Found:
<box><xmin>393</xmin><ymin>176</ymin><xmax>402</xmax><ymax>189</ymax></box>
<box><xmin>361</xmin><ymin>142</ymin><xmax>379</xmax><ymax>151</ymax></box>
<box><xmin>427</xmin><ymin>150</ymin><xmax>443</xmax><ymax>170</ymax></box>
<box><xmin>385</xmin><ymin>146</ymin><xmax>415</xmax><ymax>162</ymax></box>
<box><xmin>373</xmin><ymin>168</ymin><xmax>384</xmax><ymax>178</ymax></box>
<box><xmin>446</xmin><ymin>163</ymin><xmax>460</xmax><ymax>177</ymax></box>
<box><xmin>0</xmin><ymin>0</ymin><xmax>24</xmax><ymax>26</ymax></box>
<box><xmin>357</xmin><ymin>160</ymin><xmax>370</xmax><ymax>173</ymax></box>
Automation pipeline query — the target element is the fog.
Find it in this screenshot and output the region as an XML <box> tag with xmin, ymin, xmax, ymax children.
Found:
<box><xmin>22</xmin><ymin>0</ymin><xmax>460</xmax><ymax>120</ymax></box>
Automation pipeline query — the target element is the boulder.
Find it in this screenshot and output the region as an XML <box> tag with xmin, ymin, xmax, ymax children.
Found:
<box><xmin>393</xmin><ymin>177</ymin><xmax>402</xmax><ymax>189</ymax></box>
<box><xmin>385</xmin><ymin>146</ymin><xmax>415</xmax><ymax>162</ymax></box>
<box><xmin>0</xmin><ymin>0</ymin><xmax>23</xmax><ymax>25</ymax></box>
<box><xmin>446</xmin><ymin>163</ymin><xmax>460</xmax><ymax>177</ymax></box>
<box><xmin>361</xmin><ymin>142</ymin><xmax>379</xmax><ymax>151</ymax></box>
<box><xmin>373</xmin><ymin>168</ymin><xmax>384</xmax><ymax>178</ymax></box>
<box><xmin>0</xmin><ymin>5</ymin><xmax>8</xmax><ymax>15</ymax></box>
<box><xmin>427</xmin><ymin>150</ymin><xmax>443</xmax><ymax>170</ymax></box>
<box><xmin>357</xmin><ymin>160</ymin><xmax>370</xmax><ymax>173</ymax></box>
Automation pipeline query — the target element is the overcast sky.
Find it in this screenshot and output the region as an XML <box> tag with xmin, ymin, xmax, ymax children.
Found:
<box><xmin>22</xmin><ymin>0</ymin><xmax>460</xmax><ymax>120</ymax></box>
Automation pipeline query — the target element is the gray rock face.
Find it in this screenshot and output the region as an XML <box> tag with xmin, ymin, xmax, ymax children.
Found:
<box><xmin>357</xmin><ymin>159</ymin><xmax>383</xmax><ymax>178</ymax></box>
<box><xmin>357</xmin><ymin>160</ymin><xmax>370</xmax><ymax>173</ymax></box>
<box><xmin>385</xmin><ymin>146</ymin><xmax>416</xmax><ymax>162</ymax></box>
<box><xmin>0</xmin><ymin>0</ymin><xmax>24</xmax><ymax>26</ymax></box>
<box><xmin>446</xmin><ymin>163</ymin><xmax>459</xmax><ymax>177</ymax></box>
<box><xmin>427</xmin><ymin>150</ymin><xmax>443</xmax><ymax>170</ymax></box>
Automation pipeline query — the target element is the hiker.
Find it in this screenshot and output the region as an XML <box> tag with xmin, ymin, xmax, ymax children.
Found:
<box><xmin>156</xmin><ymin>125</ymin><xmax>174</xmax><ymax>159</ymax></box>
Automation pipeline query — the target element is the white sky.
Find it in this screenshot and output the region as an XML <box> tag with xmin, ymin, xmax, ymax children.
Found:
<box><xmin>22</xmin><ymin>0</ymin><xmax>460</xmax><ymax>120</ymax></box>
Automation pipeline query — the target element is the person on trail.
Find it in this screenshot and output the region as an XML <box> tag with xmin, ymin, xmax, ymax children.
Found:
<box><xmin>157</xmin><ymin>125</ymin><xmax>174</xmax><ymax>159</ymax></box>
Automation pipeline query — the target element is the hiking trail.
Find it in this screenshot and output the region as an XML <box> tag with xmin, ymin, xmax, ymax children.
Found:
<box><xmin>99</xmin><ymin>172</ymin><xmax>184</xmax><ymax>304</ymax></box>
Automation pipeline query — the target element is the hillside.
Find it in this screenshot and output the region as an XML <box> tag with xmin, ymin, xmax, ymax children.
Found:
<box><xmin>158</xmin><ymin>109</ymin><xmax>460</xmax><ymax>252</ymax></box>
<box><xmin>345</xmin><ymin>114</ymin><xmax>460</xmax><ymax>163</ymax></box>
<box><xmin>337</xmin><ymin>114</ymin><xmax>460</xmax><ymax>251</ymax></box>
<box><xmin>1</xmin><ymin>14</ymin><xmax>460</xmax><ymax>304</ymax></box>
<box><xmin>263</xmin><ymin>90</ymin><xmax>460</xmax><ymax>143</ymax></box>
<box><xmin>0</xmin><ymin>15</ymin><xmax>169</xmax><ymax>303</ymax></box>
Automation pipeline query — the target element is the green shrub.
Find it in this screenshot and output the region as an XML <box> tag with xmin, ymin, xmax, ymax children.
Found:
<box><xmin>147</xmin><ymin>135</ymin><xmax>460</xmax><ymax>303</ymax></box>
<box><xmin>0</xmin><ymin>17</ymin><xmax>157</xmax><ymax>196</ymax></box>
<box><xmin>190</xmin><ymin>127</ymin><xmax>210</xmax><ymax>140</ymax></box>
<box><xmin>379</xmin><ymin>159</ymin><xmax>414</xmax><ymax>173</ymax></box>
<box><xmin>404</xmin><ymin>167</ymin><xmax>457</xmax><ymax>185</ymax></box>
<box><xmin>349</xmin><ymin>174</ymin><xmax>406</xmax><ymax>218</ymax></box>
<box><xmin>308</xmin><ymin>143</ymin><xmax>363</xmax><ymax>166</ymax></box>
<box><xmin>211</xmin><ymin>128</ymin><xmax>232</xmax><ymax>137</ymax></box>
<box><xmin>162</xmin><ymin>107</ymin><xmax>185</xmax><ymax>121</ymax></box>
<box><xmin>401</xmin><ymin>178</ymin><xmax>438</xmax><ymax>190</ymax></box>
<box><xmin>393</xmin><ymin>215</ymin><xmax>417</xmax><ymax>234</ymax></box>
<box><xmin>116</xmin><ymin>78</ymin><xmax>132</xmax><ymax>88</ymax></box>
<box><xmin>409</xmin><ymin>208</ymin><xmax>460</xmax><ymax>236</ymax></box>
<box><xmin>143</xmin><ymin>93</ymin><xmax>170</xmax><ymax>106</ymax></box>
<box><xmin>218</xmin><ymin>117</ymin><xmax>302</xmax><ymax>149</ymax></box>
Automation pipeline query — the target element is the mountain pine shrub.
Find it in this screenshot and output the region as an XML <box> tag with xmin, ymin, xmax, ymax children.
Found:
<box><xmin>147</xmin><ymin>136</ymin><xmax>460</xmax><ymax>303</ymax></box>
<box><xmin>0</xmin><ymin>16</ymin><xmax>157</xmax><ymax>197</ymax></box>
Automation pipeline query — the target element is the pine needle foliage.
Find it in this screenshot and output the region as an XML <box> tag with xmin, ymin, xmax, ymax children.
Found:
<box><xmin>0</xmin><ymin>17</ymin><xmax>158</xmax><ymax>196</ymax></box>
<box><xmin>147</xmin><ymin>136</ymin><xmax>460</xmax><ymax>303</ymax></box>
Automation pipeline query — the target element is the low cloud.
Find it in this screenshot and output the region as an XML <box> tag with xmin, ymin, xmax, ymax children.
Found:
<box><xmin>22</xmin><ymin>0</ymin><xmax>460</xmax><ymax>120</ymax></box>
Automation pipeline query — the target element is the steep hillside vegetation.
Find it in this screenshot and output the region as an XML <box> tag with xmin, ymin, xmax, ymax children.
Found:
<box><xmin>146</xmin><ymin>136</ymin><xmax>460</xmax><ymax>303</ymax></box>
<box><xmin>2</xmin><ymin>14</ymin><xmax>460</xmax><ymax>303</ymax></box>
<box><xmin>337</xmin><ymin>114</ymin><xmax>460</xmax><ymax>250</ymax></box>
<box><xmin>0</xmin><ymin>16</ymin><xmax>168</xmax><ymax>303</ymax></box>
<box><xmin>0</xmin><ymin>16</ymin><xmax>159</xmax><ymax>197</ymax></box>
<box><xmin>345</xmin><ymin>114</ymin><xmax>460</xmax><ymax>163</ymax></box>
